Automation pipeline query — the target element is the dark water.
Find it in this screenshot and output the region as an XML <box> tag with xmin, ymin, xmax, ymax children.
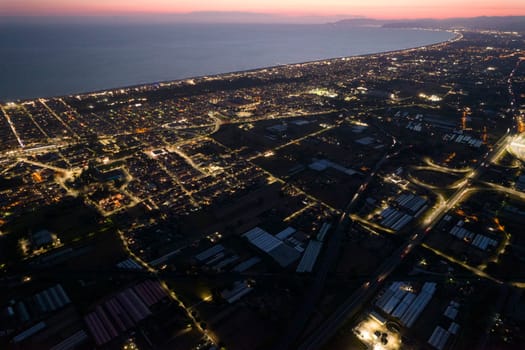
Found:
<box><xmin>0</xmin><ymin>23</ymin><xmax>453</xmax><ymax>101</ymax></box>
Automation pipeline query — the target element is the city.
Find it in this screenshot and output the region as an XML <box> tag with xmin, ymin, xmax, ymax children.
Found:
<box><xmin>0</xmin><ymin>28</ymin><xmax>525</xmax><ymax>350</ymax></box>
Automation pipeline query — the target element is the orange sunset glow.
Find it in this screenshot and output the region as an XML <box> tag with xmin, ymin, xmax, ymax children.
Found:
<box><xmin>1</xmin><ymin>0</ymin><xmax>524</xmax><ymax>19</ymax></box>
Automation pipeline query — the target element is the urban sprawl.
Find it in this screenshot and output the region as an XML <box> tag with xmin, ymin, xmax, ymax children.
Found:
<box><xmin>1</xmin><ymin>30</ymin><xmax>525</xmax><ymax>350</ymax></box>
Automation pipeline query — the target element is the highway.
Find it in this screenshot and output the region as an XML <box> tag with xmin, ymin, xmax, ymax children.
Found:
<box><xmin>297</xmin><ymin>130</ymin><xmax>515</xmax><ymax>349</ymax></box>
<box><xmin>276</xmin><ymin>137</ymin><xmax>395</xmax><ymax>350</ymax></box>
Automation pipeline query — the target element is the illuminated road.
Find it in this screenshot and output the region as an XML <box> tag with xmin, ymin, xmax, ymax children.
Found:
<box><xmin>248</xmin><ymin>123</ymin><xmax>337</xmax><ymax>161</ymax></box>
<box><xmin>349</xmin><ymin>214</ymin><xmax>395</xmax><ymax>235</ymax></box>
<box><xmin>408</xmin><ymin>173</ymin><xmax>467</xmax><ymax>191</ymax></box>
<box><xmin>18</xmin><ymin>158</ymin><xmax>72</xmax><ymax>174</ymax></box>
<box><xmin>297</xmin><ymin>57</ymin><xmax>521</xmax><ymax>347</ymax></box>
<box><xmin>208</xmin><ymin>131</ymin><xmax>341</xmax><ymax>213</ymax></box>
<box><xmin>116</xmin><ymin>229</ymin><xmax>216</xmax><ymax>345</ymax></box>
<box><xmin>481</xmin><ymin>181</ymin><xmax>525</xmax><ymax>201</ymax></box>
<box><xmin>156</xmin><ymin>160</ymin><xmax>199</xmax><ymax>207</ymax></box>
<box><xmin>421</xmin><ymin>243</ymin><xmax>502</xmax><ymax>284</ymax></box>
<box><xmin>40</xmin><ymin>99</ymin><xmax>80</xmax><ymax>138</ymax></box>
<box><xmin>278</xmin><ymin>139</ymin><xmax>394</xmax><ymax>350</ymax></box>
<box><xmin>169</xmin><ymin>145</ymin><xmax>208</xmax><ymax>176</ymax></box>
<box><xmin>298</xmin><ymin>132</ymin><xmax>515</xmax><ymax>350</ymax></box>
<box><xmin>229</xmin><ymin>109</ymin><xmax>338</xmax><ymax>126</ymax></box>
<box><xmin>250</xmin><ymin>159</ymin><xmax>339</xmax><ymax>213</ymax></box>
<box><xmin>422</xmin><ymin>157</ymin><xmax>473</xmax><ymax>173</ymax></box>
<box><xmin>0</xmin><ymin>105</ymin><xmax>25</xmax><ymax>148</ymax></box>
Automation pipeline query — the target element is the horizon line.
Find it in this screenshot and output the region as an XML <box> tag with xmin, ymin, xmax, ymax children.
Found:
<box><xmin>1</xmin><ymin>11</ymin><xmax>525</xmax><ymax>21</ymax></box>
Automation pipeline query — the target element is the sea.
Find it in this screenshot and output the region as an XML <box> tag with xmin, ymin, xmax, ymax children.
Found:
<box><xmin>0</xmin><ymin>23</ymin><xmax>454</xmax><ymax>101</ymax></box>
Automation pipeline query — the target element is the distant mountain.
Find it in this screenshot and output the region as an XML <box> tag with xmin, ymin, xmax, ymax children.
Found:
<box><xmin>334</xmin><ymin>16</ymin><xmax>525</xmax><ymax>32</ymax></box>
<box><xmin>2</xmin><ymin>13</ymin><xmax>523</xmax><ymax>29</ymax></box>
<box><xmin>0</xmin><ymin>12</ymin><xmax>360</xmax><ymax>25</ymax></box>
<box><xmin>176</xmin><ymin>11</ymin><xmax>362</xmax><ymax>24</ymax></box>
<box><xmin>332</xmin><ymin>18</ymin><xmax>388</xmax><ymax>27</ymax></box>
<box><xmin>163</xmin><ymin>11</ymin><xmax>293</xmax><ymax>24</ymax></box>
<box><xmin>379</xmin><ymin>16</ymin><xmax>525</xmax><ymax>32</ymax></box>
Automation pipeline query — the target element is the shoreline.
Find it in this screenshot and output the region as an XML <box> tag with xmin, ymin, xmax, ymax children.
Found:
<box><xmin>2</xmin><ymin>28</ymin><xmax>460</xmax><ymax>104</ymax></box>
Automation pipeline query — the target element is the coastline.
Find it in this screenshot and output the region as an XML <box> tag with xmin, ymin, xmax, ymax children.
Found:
<box><xmin>2</xmin><ymin>28</ymin><xmax>459</xmax><ymax>103</ymax></box>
